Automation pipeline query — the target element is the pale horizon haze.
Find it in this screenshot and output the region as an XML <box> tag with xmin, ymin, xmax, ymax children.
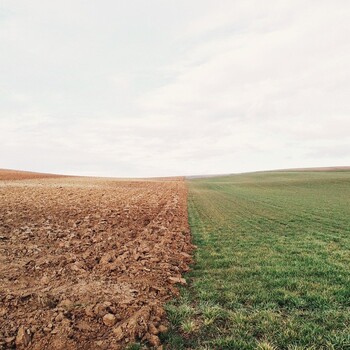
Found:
<box><xmin>1</xmin><ymin>1</ymin><xmax>350</xmax><ymax>177</ymax></box>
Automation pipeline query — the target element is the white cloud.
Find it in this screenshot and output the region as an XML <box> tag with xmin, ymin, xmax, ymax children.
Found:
<box><xmin>0</xmin><ymin>0</ymin><xmax>349</xmax><ymax>176</ymax></box>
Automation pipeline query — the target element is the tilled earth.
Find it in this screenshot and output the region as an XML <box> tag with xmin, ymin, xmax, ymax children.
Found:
<box><xmin>0</xmin><ymin>169</ymin><xmax>64</xmax><ymax>181</ymax></box>
<box><xmin>0</xmin><ymin>173</ymin><xmax>193</xmax><ymax>349</ymax></box>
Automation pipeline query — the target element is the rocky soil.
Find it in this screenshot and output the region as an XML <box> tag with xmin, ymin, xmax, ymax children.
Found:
<box><xmin>0</xmin><ymin>173</ymin><xmax>193</xmax><ymax>349</ymax></box>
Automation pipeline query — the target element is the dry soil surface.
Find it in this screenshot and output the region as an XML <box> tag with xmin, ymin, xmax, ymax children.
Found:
<box><xmin>0</xmin><ymin>170</ymin><xmax>64</xmax><ymax>181</ymax></box>
<box><xmin>0</xmin><ymin>173</ymin><xmax>193</xmax><ymax>349</ymax></box>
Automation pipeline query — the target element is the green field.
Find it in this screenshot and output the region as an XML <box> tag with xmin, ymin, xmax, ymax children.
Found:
<box><xmin>163</xmin><ymin>171</ymin><xmax>350</xmax><ymax>349</ymax></box>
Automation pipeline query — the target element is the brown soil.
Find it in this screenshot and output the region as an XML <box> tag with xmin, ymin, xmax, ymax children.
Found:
<box><xmin>0</xmin><ymin>170</ymin><xmax>65</xmax><ymax>181</ymax></box>
<box><xmin>0</xmin><ymin>175</ymin><xmax>193</xmax><ymax>349</ymax></box>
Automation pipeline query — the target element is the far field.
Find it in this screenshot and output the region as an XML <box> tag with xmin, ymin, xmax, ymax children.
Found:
<box><xmin>165</xmin><ymin>171</ymin><xmax>350</xmax><ymax>349</ymax></box>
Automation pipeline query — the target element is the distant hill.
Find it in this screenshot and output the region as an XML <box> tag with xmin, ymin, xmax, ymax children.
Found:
<box><xmin>270</xmin><ymin>166</ymin><xmax>350</xmax><ymax>172</ymax></box>
<box><xmin>0</xmin><ymin>169</ymin><xmax>65</xmax><ymax>181</ymax></box>
<box><xmin>187</xmin><ymin>166</ymin><xmax>350</xmax><ymax>179</ymax></box>
<box><xmin>2</xmin><ymin>166</ymin><xmax>349</xmax><ymax>181</ymax></box>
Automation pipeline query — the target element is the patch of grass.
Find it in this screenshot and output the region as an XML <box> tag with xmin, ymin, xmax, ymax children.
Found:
<box><xmin>165</xmin><ymin>171</ymin><xmax>350</xmax><ymax>349</ymax></box>
<box><xmin>181</xmin><ymin>319</ymin><xmax>198</xmax><ymax>334</ymax></box>
<box><xmin>166</xmin><ymin>301</ymin><xmax>196</xmax><ymax>327</ymax></box>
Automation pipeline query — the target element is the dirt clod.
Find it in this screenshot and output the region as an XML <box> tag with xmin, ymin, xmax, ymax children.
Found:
<box><xmin>146</xmin><ymin>333</ymin><xmax>161</xmax><ymax>347</ymax></box>
<box><xmin>158</xmin><ymin>325</ymin><xmax>168</xmax><ymax>334</ymax></box>
<box><xmin>103</xmin><ymin>313</ymin><xmax>116</xmax><ymax>327</ymax></box>
<box><xmin>148</xmin><ymin>323</ymin><xmax>159</xmax><ymax>335</ymax></box>
<box><xmin>15</xmin><ymin>326</ymin><xmax>31</xmax><ymax>347</ymax></box>
<box><xmin>168</xmin><ymin>276</ymin><xmax>187</xmax><ymax>285</ymax></box>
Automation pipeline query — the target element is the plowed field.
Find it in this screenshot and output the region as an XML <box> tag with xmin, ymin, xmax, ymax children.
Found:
<box><xmin>0</xmin><ymin>174</ymin><xmax>193</xmax><ymax>349</ymax></box>
<box><xmin>0</xmin><ymin>169</ymin><xmax>63</xmax><ymax>181</ymax></box>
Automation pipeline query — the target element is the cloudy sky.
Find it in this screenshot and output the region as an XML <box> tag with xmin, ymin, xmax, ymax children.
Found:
<box><xmin>1</xmin><ymin>1</ymin><xmax>349</xmax><ymax>177</ymax></box>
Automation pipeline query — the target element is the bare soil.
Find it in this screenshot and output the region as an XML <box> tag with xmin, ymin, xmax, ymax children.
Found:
<box><xmin>0</xmin><ymin>173</ymin><xmax>193</xmax><ymax>349</ymax></box>
<box><xmin>0</xmin><ymin>170</ymin><xmax>64</xmax><ymax>181</ymax></box>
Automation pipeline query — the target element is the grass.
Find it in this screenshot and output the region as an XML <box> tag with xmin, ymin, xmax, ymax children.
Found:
<box><xmin>163</xmin><ymin>171</ymin><xmax>350</xmax><ymax>349</ymax></box>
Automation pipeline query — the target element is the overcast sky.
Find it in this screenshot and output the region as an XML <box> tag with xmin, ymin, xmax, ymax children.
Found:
<box><xmin>1</xmin><ymin>1</ymin><xmax>349</xmax><ymax>177</ymax></box>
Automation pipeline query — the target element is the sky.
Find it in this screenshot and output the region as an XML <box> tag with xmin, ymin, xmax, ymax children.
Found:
<box><xmin>1</xmin><ymin>0</ymin><xmax>350</xmax><ymax>177</ymax></box>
